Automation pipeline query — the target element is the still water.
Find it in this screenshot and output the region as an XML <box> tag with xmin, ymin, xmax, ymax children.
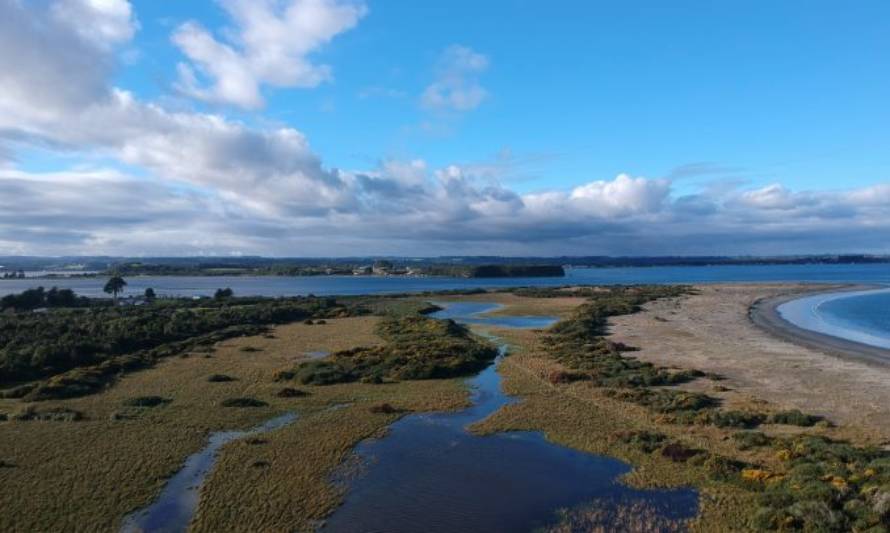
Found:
<box><xmin>322</xmin><ymin>303</ymin><xmax>698</xmax><ymax>532</ymax></box>
<box><xmin>2</xmin><ymin>263</ymin><xmax>889</xmax><ymax>298</ymax></box>
<box><xmin>778</xmin><ymin>288</ymin><xmax>890</xmax><ymax>350</ymax></box>
<box><xmin>120</xmin><ymin>413</ymin><xmax>297</xmax><ymax>533</ymax></box>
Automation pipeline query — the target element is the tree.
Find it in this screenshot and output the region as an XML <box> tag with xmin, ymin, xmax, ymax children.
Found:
<box><xmin>214</xmin><ymin>287</ymin><xmax>234</xmax><ymax>300</ymax></box>
<box><xmin>103</xmin><ymin>275</ymin><xmax>127</xmax><ymax>303</ymax></box>
<box><xmin>144</xmin><ymin>288</ymin><xmax>156</xmax><ymax>302</ymax></box>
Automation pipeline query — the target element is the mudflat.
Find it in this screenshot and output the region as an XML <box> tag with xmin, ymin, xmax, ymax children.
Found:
<box><xmin>608</xmin><ymin>283</ymin><xmax>890</xmax><ymax>443</ymax></box>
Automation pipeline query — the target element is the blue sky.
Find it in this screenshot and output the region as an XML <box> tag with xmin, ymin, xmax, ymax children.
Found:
<box><xmin>1</xmin><ymin>0</ymin><xmax>889</xmax><ymax>256</ymax></box>
<box><xmin>113</xmin><ymin>0</ymin><xmax>890</xmax><ymax>194</ymax></box>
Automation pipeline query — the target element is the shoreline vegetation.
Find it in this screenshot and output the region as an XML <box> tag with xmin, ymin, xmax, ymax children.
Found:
<box><xmin>3</xmin><ymin>253</ymin><xmax>890</xmax><ymax>280</ymax></box>
<box><xmin>1</xmin><ymin>283</ymin><xmax>889</xmax><ymax>531</ymax></box>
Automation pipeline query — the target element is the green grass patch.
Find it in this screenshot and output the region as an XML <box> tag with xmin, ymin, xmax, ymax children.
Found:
<box><xmin>292</xmin><ymin>315</ymin><xmax>497</xmax><ymax>385</ymax></box>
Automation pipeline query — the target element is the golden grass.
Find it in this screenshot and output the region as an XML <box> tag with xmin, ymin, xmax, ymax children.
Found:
<box><xmin>0</xmin><ymin>316</ymin><xmax>467</xmax><ymax>532</ymax></box>
<box><xmin>0</xmin><ymin>291</ymin><xmax>866</xmax><ymax>532</ymax></box>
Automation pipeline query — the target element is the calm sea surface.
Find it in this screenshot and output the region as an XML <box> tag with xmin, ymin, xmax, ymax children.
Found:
<box><xmin>778</xmin><ymin>288</ymin><xmax>890</xmax><ymax>350</ymax></box>
<box><xmin>5</xmin><ymin>263</ymin><xmax>890</xmax><ymax>350</ymax></box>
<box><xmin>2</xmin><ymin>263</ymin><xmax>889</xmax><ymax>298</ymax></box>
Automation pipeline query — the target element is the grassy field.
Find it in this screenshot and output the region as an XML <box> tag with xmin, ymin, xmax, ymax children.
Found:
<box><xmin>2</xmin><ymin>289</ymin><xmax>886</xmax><ymax>531</ymax></box>
<box><xmin>470</xmin><ymin>290</ymin><xmax>890</xmax><ymax>532</ymax></box>
<box><xmin>0</xmin><ymin>316</ymin><xmax>468</xmax><ymax>532</ymax></box>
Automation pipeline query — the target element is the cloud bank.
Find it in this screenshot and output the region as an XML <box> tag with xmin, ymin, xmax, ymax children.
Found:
<box><xmin>0</xmin><ymin>0</ymin><xmax>888</xmax><ymax>257</ymax></box>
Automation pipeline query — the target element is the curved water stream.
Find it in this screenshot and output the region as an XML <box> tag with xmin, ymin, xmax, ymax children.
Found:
<box><xmin>323</xmin><ymin>302</ymin><xmax>698</xmax><ymax>532</ymax></box>
<box><xmin>121</xmin><ymin>412</ymin><xmax>297</xmax><ymax>533</ymax></box>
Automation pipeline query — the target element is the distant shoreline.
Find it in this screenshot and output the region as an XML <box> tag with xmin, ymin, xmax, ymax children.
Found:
<box><xmin>749</xmin><ymin>284</ymin><xmax>890</xmax><ymax>367</ymax></box>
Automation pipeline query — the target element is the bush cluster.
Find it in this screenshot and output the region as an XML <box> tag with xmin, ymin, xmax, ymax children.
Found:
<box><xmin>292</xmin><ymin>315</ymin><xmax>498</xmax><ymax>385</ymax></box>
<box><xmin>0</xmin><ymin>294</ymin><xmax>367</xmax><ymax>398</ymax></box>
<box><xmin>751</xmin><ymin>435</ymin><xmax>890</xmax><ymax>530</ymax></box>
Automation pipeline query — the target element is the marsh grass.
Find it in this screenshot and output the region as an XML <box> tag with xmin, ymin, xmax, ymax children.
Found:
<box><xmin>292</xmin><ymin>315</ymin><xmax>498</xmax><ymax>385</ymax></box>
<box><xmin>544</xmin><ymin>498</ymin><xmax>691</xmax><ymax>533</ymax></box>
<box><xmin>474</xmin><ymin>291</ymin><xmax>890</xmax><ymax>532</ymax></box>
<box><xmin>0</xmin><ymin>314</ymin><xmax>470</xmax><ymax>532</ymax></box>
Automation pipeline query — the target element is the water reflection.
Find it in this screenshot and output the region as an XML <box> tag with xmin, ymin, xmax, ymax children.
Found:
<box><xmin>322</xmin><ymin>303</ymin><xmax>697</xmax><ymax>532</ymax></box>
<box><xmin>121</xmin><ymin>413</ymin><xmax>297</xmax><ymax>533</ymax></box>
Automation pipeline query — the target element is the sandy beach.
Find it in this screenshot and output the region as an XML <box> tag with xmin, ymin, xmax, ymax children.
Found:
<box><xmin>608</xmin><ymin>283</ymin><xmax>890</xmax><ymax>443</ymax></box>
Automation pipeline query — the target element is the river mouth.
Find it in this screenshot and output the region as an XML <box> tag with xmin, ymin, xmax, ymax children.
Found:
<box><xmin>120</xmin><ymin>413</ymin><xmax>297</xmax><ymax>533</ymax></box>
<box><xmin>322</xmin><ymin>303</ymin><xmax>698</xmax><ymax>532</ymax></box>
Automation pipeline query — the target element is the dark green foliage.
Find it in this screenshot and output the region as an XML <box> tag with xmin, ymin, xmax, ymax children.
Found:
<box><xmin>732</xmin><ymin>431</ymin><xmax>773</xmax><ymax>450</ymax></box>
<box><xmin>467</xmin><ymin>265</ymin><xmax>565</xmax><ymax>278</ymax></box>
<box><xmin>293</xmin><ymin>315</ymin><xmax>498</xmax><ymax>385</ymax></box>
<box><xmin>369</xmin><ymin>402</ymin><xmax>400</xmax><ymax>414</ymax></box>
<box><xmin>0</xmin><ymin>295</ymin><xmax>361</xmax><ymax>390</ymax></box>
<box><xmin>275</xmin><ymin>387</ymin><xmax>308</xmax><ymax>398</ymax></box>
<box><xmin>750</xmin><ymin>434</ymin><xmax>890</xmax><ymax>530</ymax></box>
<box><xmin>660</xmin><ymin>442</ymin><xmax>702</xmax><ymax>462</ymax></box>
<box><xmin>1</xmin><ymin>287</ymin><xmax>87</xmax><ymax>311</ymax></box>
<box><xmin>294</xmin><ymin>360</ymin><xmax>352</xmax><ymax>385</ymax></box>
<box><xmin>207</xmin><ymin>373</ymin><xmax>236</xmax><ymax>382</ymax></box>
<box><xmin>103</xmin><ymin>276</ymin><xmax>127</xmax><ymax>299</ymax></box>
<box><xmin>706</xmin><ymin>410</ymin><xmax>767</xmax><ymax>429</ymax></box>
<box><xmin>123</xmin><ymin>395</ymin><xmax>170</xmax><ymax>407</ymax></box>
<box><xmin>220</xmin><ymin>397</ymin><xmax>267</xmax><ymax>408</ymax></box>
<box><xmin>541</xmin><ymin>286</ymin><xmax>702</xmax><ymax>388</ymax></box>
<box><xmin>770</xmin><ymin>409</ymin><xmax>824</xmax><ymax>427</ymax></box>
<box><xmin>613</xmin><ymin>430</ymin><xmax>668</xmax><ymax>453</ymax></box>
<box><xmin>12</xmin><ymin>406</ymin><xmax>84</xmax><ymax>421</ymax></box>
<box><xmin>214</xmin><ymin>288</ymin><xmax>234</xmax><ymax>300</ymax></box>
<box><xmin>696</xmin><ymin>454</ymin><xmax>749</xmax><ymax>482</ymax></box>
<box><xmin>605</xmin><ymin>388</ymin><xmax>718</xmax><ymax>414</ymax></box>
<box><xmin>9</xmin><ymin>325</ymin><xmax>266</xmax><ymax>401</ymax></box>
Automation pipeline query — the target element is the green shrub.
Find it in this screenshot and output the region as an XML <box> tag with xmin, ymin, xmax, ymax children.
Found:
<box><xmin>707</xmin><ymin>410</ymin><xmax>767</xmax><ymax>429</ymax></box>
<box><xmin>770</xmin><ymin>409</ymin><xmax>824</xmax><ymax>427</ymax></box>
<box><xmin>275</xmin><ymin>387</ymin><xmax>308</xmax><ymax>398</ymax></box>
<box><xmin>612</xmin><ymin>430</ymin><xmax>668</xmax><ymax>453</ymax></box>
<box><xmin>220</xmin><ymin>397</ymin><xmax>267</xmax><ymax>408</ymax></box>
<box><xmin>123</xmin><ymin>395</ymin><xmax>171</xmax><ymax>407</ymax></box>
<box><xmin>207</xmin><ymin>374</ymin><xmax>236</xmax><ymax>382</ymax></box>
<box><xmin>732</xmin><ymin>431</ymin><xmax>772</xmax><ymax>450</ymax></box>
<box><xmin>292</xmin><ymin>315</ymin><xmax>497</xmax><ymax>385</ymax></box>
<box><xmin>239</xmin><ymin>346</ymin><xmax>262</xmax><ymax>353</ymax></box>
<box><xmin>369</xmin><ymin>403</ymin><xmax>399</xmax><ymax>414</ymax></box>
<box><xmin>12</xmin><ymin>406</ymin><xmax>84</xmax><ymax>421</ymax></box>
<box><xmin>660</xmin><ymin>442</ymin><xmax>702</xmax><ymax>462</ymax></box>
<box><xmin>605</xmin><ymin>388</ymin><xmax>717</xmax><ymax>414</ymax></box>
<box><xmin>0</xmin><ymin>295</ymin><xmax>366</xmax><ymax>393</ymax></box>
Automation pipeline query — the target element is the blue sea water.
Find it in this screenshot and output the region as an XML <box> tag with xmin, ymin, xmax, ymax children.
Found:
<box><xmin>5</xmin><ymin>262</ymin><xmax>890</xmax><ymax>354</ymax></box>
<box><xmin>778</xmin><ymin>288</ymin><xmax>890</xmax><ymax>350</ymax></box>
<box><xmin>2</xmin><ymin>263</ymin><xmax>889</xmax><ymax>298</ymax></box>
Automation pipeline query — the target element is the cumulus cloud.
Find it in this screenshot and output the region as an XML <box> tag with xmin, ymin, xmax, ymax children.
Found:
<box><xmin>1</xmin><ymin>0</ymin><xmax>889</xmax><ymax>257</ymax></box>
<box><xmin>172</xmin><ymin>0</ymin><xmax>367</xmax><ymax>109</ymax></box>
<box><xmin>51</xmin><ymin>0</ymin><xmax>138</xmax><ymax>49</ymax></box>
<box><xmin>421</xmin><ymin>45</ymin><xmax>489</xmax><ymax>112</ymax></box>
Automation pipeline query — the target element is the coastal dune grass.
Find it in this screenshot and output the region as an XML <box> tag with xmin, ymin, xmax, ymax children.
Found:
<box><xmin>473</xmin><ymin>287</ymin><xmax>890</xmax><ymax>531</ymax></box>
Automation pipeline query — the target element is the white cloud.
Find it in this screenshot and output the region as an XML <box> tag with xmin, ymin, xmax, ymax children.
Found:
<box><xmin>1</xmin><ymin>0</ymin><xmax>890</xmax><ymax>257</ymax></box>
<box><xmin>51</xmin><ymin>0</ymin><xmax>138</xmax><ymax>49</ymax></box>
<box><xmin>421</xmin><ymin>45</ymin><xmax>489</xmax><ymax>112</ymax></box>
<box><xmin>172</xmin><ymin>0</ymin><xmax>367</xmax><ymax>109</ymax></box>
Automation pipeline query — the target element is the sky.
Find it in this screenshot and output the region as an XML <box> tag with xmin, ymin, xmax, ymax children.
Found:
<box><xmin>1</xmin><ymin>0</ymin><xmax>889</xmax><ymax>257</ymax></box>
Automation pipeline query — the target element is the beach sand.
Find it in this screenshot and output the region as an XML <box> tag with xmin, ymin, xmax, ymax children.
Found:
<box><xmin>608</xmin><ymin>283</ymin><xmax>890</xmax><ymax>444</ymax></box>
